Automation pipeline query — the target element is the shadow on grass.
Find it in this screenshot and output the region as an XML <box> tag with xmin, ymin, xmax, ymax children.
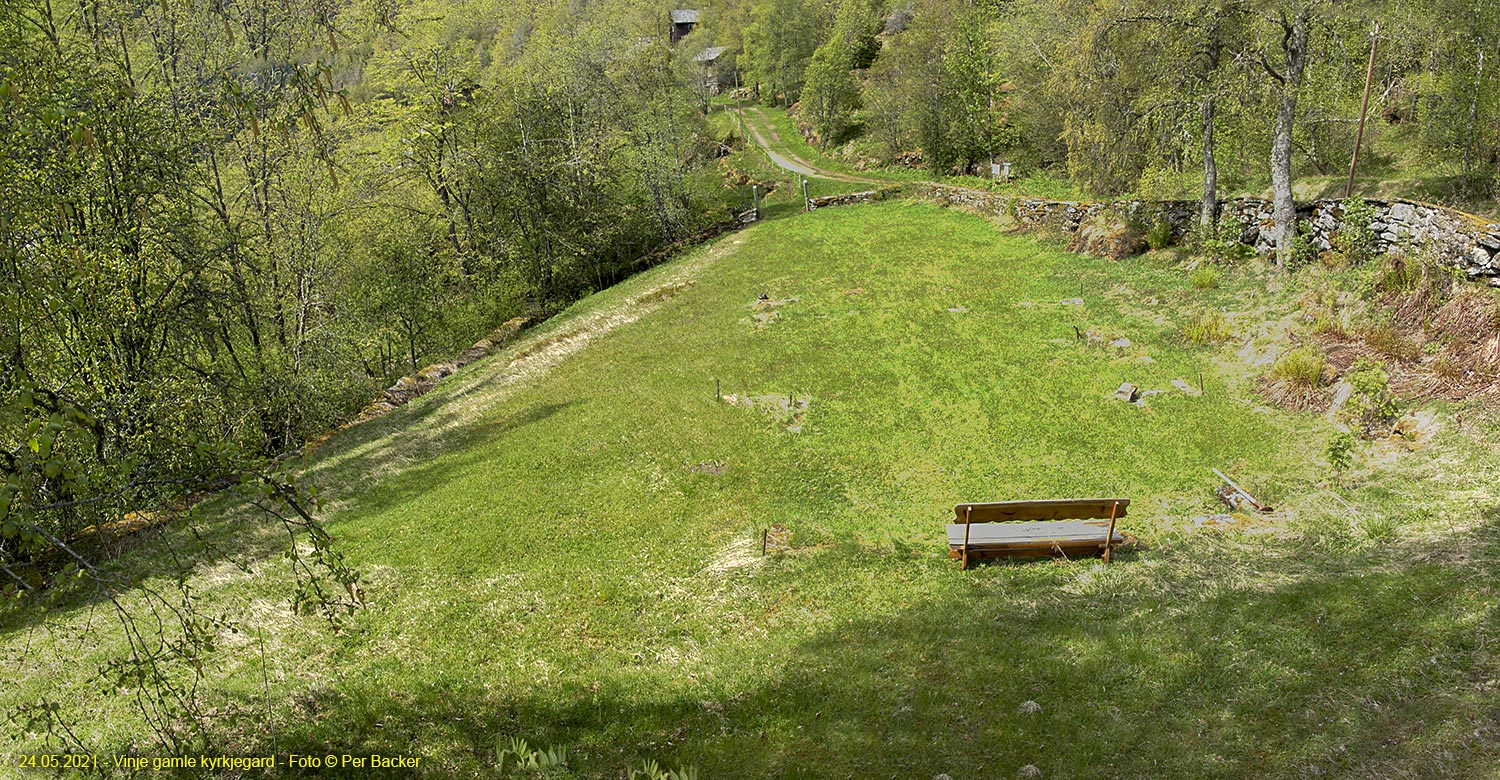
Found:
<box><xmin>224</xmin><ymin>516</ymin><xmax>1500</xmax><ymax>779</ymax></box>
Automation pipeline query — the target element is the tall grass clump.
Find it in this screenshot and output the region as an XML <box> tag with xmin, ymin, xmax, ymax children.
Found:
<box><xmin>1146</xmin><ymin>220</ymin><xmax>1174</xmax><ymax>251</ymax></box>
<box><xmin>1190</xmin><ymin>266</ymin><xmax>1220</xmax><ymax>289</ymax></box>
<box><xmin>1360</xmin><ymin>318</ymin><xmax>1420</xmax><ymax>361</ymax></box>
<box><xmin>1182</xmin><ymin>310</ymin><xmax>1231</xmax><ymax>344</ymax></box>
<box><xmin>1271</xmin><ymin>346</ymin><xmax>1327</xmax><ymax>388</ymax></box>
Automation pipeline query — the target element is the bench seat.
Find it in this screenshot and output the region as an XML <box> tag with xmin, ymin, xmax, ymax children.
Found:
<box><xmin>949</xmin><ymin>498</ymin><xmax>1129</xmax><ymax>567</ymax></box>
<box><xmin>945</xmin><ymin>521</ymin><xmax>1125</xmax><ymax>559</ymax></box>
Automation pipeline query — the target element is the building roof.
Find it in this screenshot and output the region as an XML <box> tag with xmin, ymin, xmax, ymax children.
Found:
<box><xmin>670</xmin><ymin>9</ymin><xmax>699</xmax><ymax>24</ymax></box>
<box><xmin>693</xmin><ymin>46</ymin><xmax>727</xmax><ymax>63</ymax></box>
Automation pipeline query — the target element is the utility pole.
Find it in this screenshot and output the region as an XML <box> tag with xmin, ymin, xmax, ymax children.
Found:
<box><xmin>1346</xmin><ymin>22</ymin><xmax>1380</xmax><ymax>199</ymax></box>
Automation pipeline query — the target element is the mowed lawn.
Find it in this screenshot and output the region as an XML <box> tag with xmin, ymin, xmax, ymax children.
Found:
<box><xmin>6</xmin><ymin>202</ymin><xmax>1500</xmax><ymax>778</ymax></box>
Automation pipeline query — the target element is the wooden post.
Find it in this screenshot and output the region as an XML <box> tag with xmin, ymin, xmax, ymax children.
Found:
<box><xmin>1102</xmin><ymin>500</ymin><xmax>1120</xmax><ymax>563</ymax></box>
<box><xmin>801</xmin><ymin>177</ymin><xmax>810</xmax><ymax>212</ymax></box>
<box><xmin>961</xmin><ymin>505</ymin><xmax>973</xmax><ymax>570</ymax></box>
<box><xmin>761</xmin><ymin>528</ymin><xmax>767</xmax><ymax>556</ymax></box>
<box><xmin>733</xmin><ymin>70</ymin><xmax>749</xmax><ymax>143</ymax></box>
<box><xmin>1346</xmin><ymin>24</ymin><xmax>1380</xmax><ymax>198</ymax></box>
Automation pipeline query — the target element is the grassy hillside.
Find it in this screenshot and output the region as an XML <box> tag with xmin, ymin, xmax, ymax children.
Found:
<box><xmin>6</xmin><ymin>202</ymin><xmax>1500</xmax><ymax>778</ymax></box>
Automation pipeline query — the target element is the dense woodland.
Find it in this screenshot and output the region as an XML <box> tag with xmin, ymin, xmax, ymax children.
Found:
<box><xmin>2</xmin><ymin>0</ymin><xmax>744</xmax><ymax>557</ymax></box>
<box><xmin>728</xmin><ymin>0</ymin><xmax>1498</xmax><ymax>199</ymax></box>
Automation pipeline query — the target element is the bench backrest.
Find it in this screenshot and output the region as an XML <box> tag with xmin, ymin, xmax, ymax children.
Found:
<box><xmin>954</xmin><ymin>498</ymin><xmax>1129</xmax><ymax>523</ymax></box>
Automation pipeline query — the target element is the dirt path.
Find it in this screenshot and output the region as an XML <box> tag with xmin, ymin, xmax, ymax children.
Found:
<box><xmin>736</xmin><ymin>107</ymin><xmax>888</xmax><ymax>186</ymax></box>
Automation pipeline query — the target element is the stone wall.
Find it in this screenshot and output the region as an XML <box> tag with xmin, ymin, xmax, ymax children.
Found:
<box><xmin>806</xmin><ymin>186</ymin><xmax>903</xmax><ymax>210</ymax></box>
<box><xmin>918</xmin><ymin>183</ymin><xmax>1500</xmax><ymax>285</ymax></box>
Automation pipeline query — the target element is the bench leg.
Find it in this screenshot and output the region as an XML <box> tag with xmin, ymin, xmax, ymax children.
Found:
<box><xmin>961</xmin><ymin>506</ymin><xmax>973</xmax><ymax>570</ymax></box>
<box><xmin>1103</xmin><ymin>500</ymin><xmax>1120</xmax><ymax>563</ymax></box>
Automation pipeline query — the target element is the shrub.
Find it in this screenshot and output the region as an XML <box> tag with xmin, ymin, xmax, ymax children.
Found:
<box><xmin>1288</xmin><ymin>219</ymin><xmax>1320</xmax><ymax>267</ymax></box>
<box><xmin>1189</xmin><ymin>219</ymin><xmax>1254</xmax><ymax>264</ymax></box>
<box><xmin>1342</xmin><ymin>356</ymin><xmax>1401</xmax><ymax>432</ymax></box>
<box><xmin>1182</xmin><ymin>310</ymin><xmax>1231</xmax><ymax>345</ymax></box>
<box><xmin>1271</xmin><ymin>346</ymin><xmax>1327</xmax><ymax>388</ymax></box>
<box><xmin>1330</xmin><ymin>197</ymin><xmax>1378</xmax><ymax>266</ymax></box>
<box><xmin>1189</xmin><ymin>266</ymin><xmax>1219</xmax><ymax>289</ymax></box>
<box><xmin>1327</xmin><ymin>430</ymin><xmax>1356</xmax><ymax>471</ymax></box>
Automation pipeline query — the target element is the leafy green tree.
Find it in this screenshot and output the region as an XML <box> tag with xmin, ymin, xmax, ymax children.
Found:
<box><xmin>923</xmin><ymin>4</ymin><xmax>1014</xmax><ymax>174</ymax></box>
<box><xmin>743</xmin><ymin>0</ymin><xmax>827</xmax><ymax>106</ymax></box>
<box><xmin>802</xmin><ymin>0</ymin><xmax>880</xmax><ymax>146</ymax></box>
<box><xmin>1055</xmin><ymin>0</ymin><xmax>1249</xmax><ymax>221</ymax></box>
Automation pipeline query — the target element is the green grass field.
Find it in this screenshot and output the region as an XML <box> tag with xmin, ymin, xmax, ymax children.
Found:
<box><xmin>6</xmin><ymin>201</ymin><xmax>1500</xmax><ymax>778</ymax></box>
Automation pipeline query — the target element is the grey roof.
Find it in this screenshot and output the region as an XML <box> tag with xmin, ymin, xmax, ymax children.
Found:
<box><xmin>693</xmin><ymin>46</ymin><xmax>727</xmax><ymax>62</ymax></box>
<box><xmin>670</xmin><ymin>9</ymin><xmax>699</xmax><ymax>24</ymax></box>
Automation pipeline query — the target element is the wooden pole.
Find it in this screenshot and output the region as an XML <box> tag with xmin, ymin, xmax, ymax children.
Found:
<box><xmin>1102</xmin><ymin>500</ymin><xmax>1121</xmax><ymax>563</ymax></box>
<box><xmin>961</xmin><ymin>505</ymin><xmax>973</xmax><ymax>570</ymax></box>
<box><xmin>1346</xmin><ymin>24</ymin><xmax>1380</xmax><ymax>199</ymax></box>
<box><xmin>733</xmin><ymin>70</ymin><xmax>748</xmax><ymax>145</ymax></box>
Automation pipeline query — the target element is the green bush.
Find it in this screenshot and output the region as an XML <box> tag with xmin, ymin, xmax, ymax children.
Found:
<box><xmin>1342</xmin><ymin>357</ymin><xmax>1401</xmax><ymax>432</ymax></box>
<box><xmin>1309</xmin><ymin>312</ymin><xmax>1345</xmax><ymax>338</ymax></box>
<box><xmin>1327</xmin><ymin>430</ymin><xmax>1356</xmax><ymax>471</ymax></box>
<box><xmin>1287</xmin><ymin>220</ymin><xmax>1320</xmax><ymax>266</ymax></box>
<box><xmin>1330</xmin><ymin>197</ymin><xmax>1378</xmax><ymax>266</ymax></box>
<box><xmin>1190</xmin><ymin>219</ymin><xmax>1254</xmax><ymax>264</ymax></box>
<box><xmin>1361</xmin><ymin>319</ymin><xmax>1419</xmax><ymax>361</ymax></box>
<box><xmin>1189</xmin><ymin>266</ymin><xmax>1219</xmax><ymax>289</ymax></box>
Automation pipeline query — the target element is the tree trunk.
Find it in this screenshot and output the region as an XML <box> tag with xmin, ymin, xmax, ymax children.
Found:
<box><xmin>1466</xmin><ymin>50</ymin><xmax>1484</xmax><ymax>177</ymax></box>
<box><xmin>1200</xmin><ymin>95</ymin><xmax>1218</xmax><ymax>227</ymax></box>
<box><xmin>1270</xmin><ymin>8</ymin><xmax>1309</xmax><ymax>270</ymax></box>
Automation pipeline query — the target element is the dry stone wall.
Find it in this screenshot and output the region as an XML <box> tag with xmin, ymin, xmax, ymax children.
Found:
<box><xmin>919</xmin><ymin>183</ymin><xmax>1500</xmax><ymax>285</ymax></box>
<box><xmin>806</xmin><ymin>187</ymin><xmax>903</xmax><ymax>209</ymax></box>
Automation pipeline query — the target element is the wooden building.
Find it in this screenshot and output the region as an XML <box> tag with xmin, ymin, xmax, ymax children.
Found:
<box><xmin>669</xmin><ymin>9</ymin><xmax>699</xmax><ymax>43</ymax></box>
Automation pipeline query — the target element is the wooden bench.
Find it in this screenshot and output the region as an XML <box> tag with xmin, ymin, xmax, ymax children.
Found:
<box><xmin>948</xmin><ymin>498</ymin><xmax>1129</xmax><ymax>569</ymax></box>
